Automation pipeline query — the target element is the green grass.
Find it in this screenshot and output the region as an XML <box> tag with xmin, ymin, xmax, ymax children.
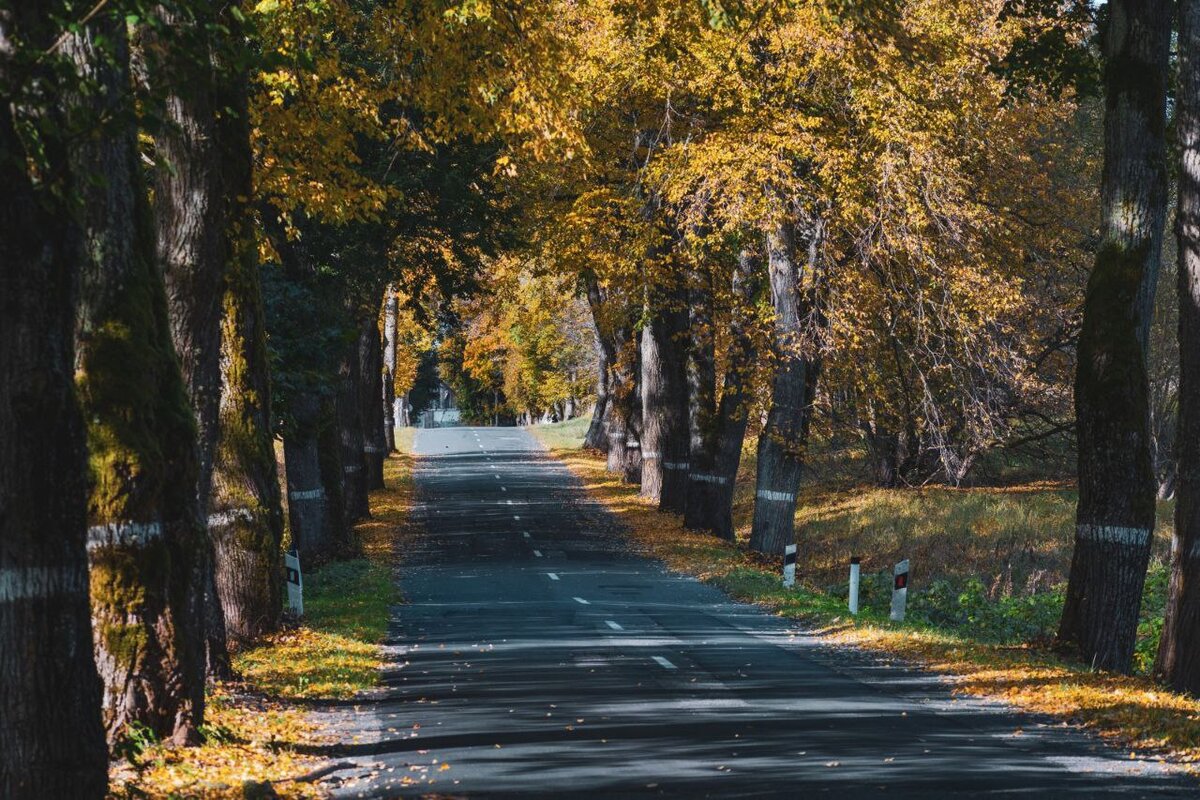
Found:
<box><xmin>527</xmin><ymin>415</ymin><xmax>590</xmax><ymax>450</ymax></box>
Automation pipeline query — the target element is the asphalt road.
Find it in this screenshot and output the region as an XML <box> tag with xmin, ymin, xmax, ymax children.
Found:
<box><xmin>320</xmin><ymin>426</ymin><xmax>1196</xmax><ymax>798</ymax></box>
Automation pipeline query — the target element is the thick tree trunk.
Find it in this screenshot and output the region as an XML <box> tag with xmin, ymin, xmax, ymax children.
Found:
<box><xmin>641</xmin><ymin>290</ymin><xmax>690</xmax><ymax>511</ymax></box>
<box><xmin>1156</xmin><ymin>0</ymin><xmax>1200</xmax><ymax>693</ymax></box>
<box><xmin>0</xmin><ymin>25</ymin><xmax>108</xmax><ymax>793</ymax></box>
<box><xmin>1058</xmin><ymin>0</ymin><xmax>1171</xmax><ymax>673</ymax></box>
<box><xmin>338</xmin><ymin>329</ymin><xmax>370</xmax><ymax>521</ymax></box>
<box><xmin>683</xmin><ymin>262</ymin><xmax>719</xmax><ymax>530</ymax></box>
<box><xmin>360</xmin><ymin>316</ymin><xmax>386</xmax><ymax>490</ymax></box>
<box><xmin>283</xmin><ymin>391</ymin><xmax>331</xmax><ymax>564</ymax></box>
<box><xmin>585</xmin><ymin>276</ymin><xmax>639</xmax><ymax>475</ymax></box>
<box><xmin>66</xmin><ymin>18</ymin><xmax>207</xmax><ymax>746</ymax></box>
<box><xmin>149</xmin><ymin>2</ymin><xmax>231</xmax><ymax>677</ymax></box>
<box><xmin>750</xmin><ymin>219</ymin><xmax>824</xmax><ymax>557</ymax></box>
<box><xmin>208</xmin><ymin>71</ymin><xmax>284</xmax><ymax>644</ymax></box>
<box><xmin>623</xmin><ymin>354</ymin><xmax>644</xmax><ymax>484</ymax></box>
<box><xmin>383</xmin><ymin>288</ymin><xmax>398</xmax><ymax>452</ymax></box>
<box><xmin>320</xmin><ymin>395</ymin><xmax>354</xmax><ymax>551</ymax></box>
<box><xmin>688</xmin><ymin>248</ymin><xmax>762</xmax><ymax>540</ymax></box>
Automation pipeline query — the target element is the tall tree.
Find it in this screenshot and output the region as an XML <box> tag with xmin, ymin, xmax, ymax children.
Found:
<box><xmin>1057</xmin><ymin>0</ymin><xmax>1171</xmax><ymax>672</ymax></box>
<box><xmin>1157</xmin><ymin>0</ymin><xmax>1200</xmax><ymax>692</ymax></box>
<box><xmin>641</xmin><ymin>278</ymin><xmax>690</xmax><ymax>510</ymax></box>
<box><xmin>749</xmin><ymin>217</ymin><xmax>824</xmax><ymax>556</ymax></box>
<box><xmin>67</xmin><ymin>14</ymin><xmax>207</xmax><ymax>742</ymax></box>
<box><xmin>0</xmin><ymin>4</ymin><xmax>108</xmax><ymax>794</ymax></box>
<box><xmin>383</xmin><ymin>287</ymin><xmax>398</xmax><ymax>451</ymax></box>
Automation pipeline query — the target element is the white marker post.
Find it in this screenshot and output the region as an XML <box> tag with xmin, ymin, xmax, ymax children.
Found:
<box><xmin>848</xmin><ymin>556</ymin><xmax>861</xmax><ymax>615</ymax></box>
<box><xmin>782</xmin><ymin>544</ymin><xmax>797</xmax><ymax>588</ymax></box>
<box><xmin>890</xmin><ymin>559</ymin><xmax>909</xmax><ymax>622</ymax></box>
<box><xmin>285</xmin><ymin>550</ymin><xmax>304</xmax><ymax>617</ymax></box>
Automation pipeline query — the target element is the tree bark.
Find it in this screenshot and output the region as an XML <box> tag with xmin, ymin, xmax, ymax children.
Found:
<box><xmin>1156</xmin><ymin>0</ymin><xmax>1200</xmax><ymax>692</ymax></box>
<box><xmin>641</xmin><ymin>288</ymin><xmax>690</xmax><ymax>511</ymax></box>
<box><xmin>583</xmin><ymin>326</ymin><xmax>612</xmax><ymax>452</ymax></box>
<box><xmin>360</xmin><ymin>315</ymin><xmax>386</xmax><ymax>490</ymax></box>
<box><xmin>749</xmin><ymin>219</ymin><xmax>824</xmax><ymax>557</ymax></box>
<box><xmin>66</xmin><ymin>17</ymin><xmax>207</xmax><ymax>746</ymax></box>
<box><xmin>1058</xmin><ymin>0</ymin><xmax>1171</xmax><ymax>673</ymax></box>
<box><xmin>383</xmin><ymin>287</ymin><xmax>398</xmax><ymax>452</ymax></box>
<box><xmin>208</xmin><ymin>67</ymin><xmax>284</xmax><ymax>644</ymax></box>
<box><xmin>320</xmin><ymin>394</ymin><xmax>354</xmax><ymax>550</ymax></box>
<box><xmin>687</xmin><ymin>247</ymin><xmax>762</xmax><ymax>540</ymax></box>
<box><xmin>585</xmin><ymin>276</ymin><xmax>640</xmax><ymax>475</ymax></box>
<box><xmin>283</xmin><ymin>391</ymin><xmax>331</xmax><ymax>564</ymax></box>
<box><xmin>623</xmin><ymin>349</ymin><xmax>644</xmax><ymax>485</ymax></box>
<box><xmin>338</xmin><ymin>327</ymin><xmax>370</xmax><ymax>521</ymax></box>
<box><xmin>683</xmin><ymin>262</ymin><xmax>719</xmax><ymax>530</ymax></box>
<box><xmin>0</xmin><ymin>11</ymin><xmax>108</xmax><ymax>791</ymax></box>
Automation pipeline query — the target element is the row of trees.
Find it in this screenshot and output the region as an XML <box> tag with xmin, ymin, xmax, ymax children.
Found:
<box><xmin>1</xmin><ymin>0</ymin><xmax>574</xmax><ymax>795</ymax></box>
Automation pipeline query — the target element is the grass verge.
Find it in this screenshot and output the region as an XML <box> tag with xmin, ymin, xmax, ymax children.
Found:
<box><xmin>532</xmin><ymin>432</ymin><xmax>1200</xmax><ymax>767</ymax></box>
<box><xmin>109</xmin><ymin>430</ymin><xmax>417</xmax><ymax>798</ymax></box>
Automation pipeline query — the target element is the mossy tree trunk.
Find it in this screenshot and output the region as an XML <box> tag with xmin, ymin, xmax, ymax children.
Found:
<box><xmin>383</xmin><ymin>287</ymin><xmax>398</xmax><ymax>452</ymax></box>
<box><xmin>1058</xmin><ymin>0</ymin><xmax>1171</xmax><ymax>674</ymax></box>
<box><xmin>0</xmin><ymin>9</ymin><xmax>108</xmax><ymax>792</ymax></box>
<box><xmin>687</xmin><ymin>248</ymin><xmax>761</xmax><ymax>540</ymax></box>
<box><xmin>1156</xmin><ymin>0</ymin><xmax>1200</xmax><ymax>692</ymax></box>
<box><xmin>360</xmin><ymin>314</ymin><xmax>386</xmax><ymax>490</ymax></box>
<box><xmin>750</xmin><ymin>218</ymin><xmax>824</xmax><ymax>557</ymax></box>
<box><xmin>208</xmin><ymin>63</ymin><xmax>284</xmax><ymax>645</ymax></box>
<box><xmin>66</xmin><ymin>18</ymin><xmax>206</xmax><ymax>745</ymax></box>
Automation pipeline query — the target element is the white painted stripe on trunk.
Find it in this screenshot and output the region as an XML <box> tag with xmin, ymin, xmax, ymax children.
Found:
<box><xmin>344</xmin><ymin>464</ymin><xmax>361</xmax><ymax>473</ymax></box>
<box><xmin>363</xmin><ymin>444</ymin><xmax>384</xmax><ymax>453</ymax></box>
<box><xmin>652</xmin><ymin>656</ymin><xmax>677</xmax><ymax>670</ymax></box>
<box><xmin>605</xmin><ymin>620</ymin><xmax>623</xmax><ymax>631</ymax></box>
<box><xmin>756</xmin><ymin>489</ymin><xmax>795</xmax><ymax>503</ymax></box>
<box><xmin>87</xmin><ymin>520</ymin><xmax>164</xmax><ymax>550</ymax></box>
<box><xmin>289</xmin><ymin>488</ymin><xmax>325</xmax><ymax>501</ymax></box>
<box><xmin>547</xmin><ymin>573</ymin><xmax>560</xmax><ymax>581</ymax></box>
<box><xmin>641</xmin><ymin>452</ymin><xmax>660</xmax><ymax>459</ymax></box>
<box><xmin>664</xmin><ymin>462</ymin><xmax>690</xmax><ymax>470</ymax></box>
<box><xmin>0</xmin><ymin>566</ymin><xmax>87</xmax><ymax>602</ymax></box>
<box><xmin>625</xmin><ymin>440</ymin><xmax>639</xmax><ymax>447</ymax></box>
<box><xmin>573</xmin><ymin>596</ymin><xmax>590</xmax><ymax>605</ymax></box>
<box><xmin>1077</xmin><ymin>524</ymin><xmax>1152</xmax><ymax>547</ymax></box>
<box><xmin>689</xmin><ymin>473</ymin><xmax>728</xmax><ymax>485</ymax></box>
<box><xmin>207</xmin><ymin>508</ymin><xmax>255</xmax><ymax>528</ymax></box>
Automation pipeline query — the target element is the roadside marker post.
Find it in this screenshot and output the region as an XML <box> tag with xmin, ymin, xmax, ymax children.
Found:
<box><xmin>890</xmin><ymin>559</ymin><xmax>909</xmax><ymax>622</ymax></box>
<box><xmin>782</xmin><ymin>544</ymin><xmax>797</xmax><ymax>588</ymax></box>
<box><xmin>848</xmin><ymin>556</ymin><xmax>861</xmax><ymax>615</ymax></box>
<box><xmin>285</xmin><ymin>550</ymin><xmax>304</xmax><ymax>617</ymax></box>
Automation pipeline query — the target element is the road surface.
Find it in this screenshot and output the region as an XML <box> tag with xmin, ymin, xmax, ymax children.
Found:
<box><xmin>319</xmin><ymin>426</ymin><xmax>1194</xmax><ymax>798</ymax></box>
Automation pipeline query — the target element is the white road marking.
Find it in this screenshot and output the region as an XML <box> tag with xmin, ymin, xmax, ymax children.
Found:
<box><xmin>533</xmin><ymin>550</ymin><xmax>543</xmax><ymax>557</ymax></box>
<box><xmin>522</xmin><ymin>532</ymin><xmax>531</xmax><ymax>539</ymax></box>
<box><xmin>501</xmin><ymin>486</ymin><xmax>507</xmax><ymax>492</ymax></box>
<box><xmin>547</xmin><ymin>573</ymin><xmax>559</xmax><ymax>581</ymax></box>
<box><xmin>652</xmin><ymin>656</ymin><xmax>677</xmax><ymax>670</ymax></box>
<box><xmin>605</xmin><ymin>620</ymin><xmax>623</xmax><ymax>631</ymax></box>
<box><xmin>573</xmin><ymin>597</ymin><xmax>590</xmax><ymax>605</ymax></box>
<box><xmin>513</xmin><ymin>515</ymin><xmax>521</xmax><ymax>521</ymax></box>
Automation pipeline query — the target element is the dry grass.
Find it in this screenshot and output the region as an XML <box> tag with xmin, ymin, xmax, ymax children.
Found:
<box><xmin>109</xmin><ymin>435</ymin><xmax>418</xmax><ymax>798</ymax></box>
<box><xmin>535</xmin><ymin>436</ymin><xmax>1200</xmax><ymax>767</ymax></box>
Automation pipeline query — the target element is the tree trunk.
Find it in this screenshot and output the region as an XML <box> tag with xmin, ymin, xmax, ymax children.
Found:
<box><xmin>750</xmin><ymin>219</ymin><xmax>824</xmax><ymax>557</ymax></box>
<box><xmin>320</xmin><ymin>394</ymin><xmax>354</xmax><ymax>550</ymax></box>
<box><xmin>585</xmin><ymin>276</ymin><xmax>639</xmax><ymax>476</ymax></box>
<box><xmin>208</xmin><ymin>69</ymin><xmax>284</xmax><ymax>644</ymax></box>
<box><xmin>339</xmin><ymin>328</ymin><xmax>371</xmax><ymax>521</ymax></box>
<box><xmin>1156</xmin><ymin>0</ymin><xmax>1200</xmax><ymax>693</ymax></box>
<box><xmin>683</xmin><ymin>262</ymin><xmax>719</xmax><ymax>530</ymax></box>
<box><xmin>283</xmin><ymin>391</ymin><xmax>331</xmax><ymax>564</ymax></box>
<box><xmin>623</xmin><ymin>350</ymin><xmax>644</xmax><ymax>485</ymax></box>
<box><xmin>0</xmin><ymin>18</ymin><xmax>108</xmax><ymax>791</ymax></box>
<box><xmin>688</xmin><ymin>248</ymin><xmax>762</xmax><ymax>540</ymax></box>
<box><xmin>1058</xmin><ymin>0</ymin><xmax>1171</xmax><ymax>673</ymax></box>
<box><xmin>383</xmin><ymin>287</ymin><xmax>398</xmax><ymax>452</ymax></box>
<box><xmin>360</xmin><ymin>315</ymin><xmax>386</xmax><ymax>489</ymax></box>
<box><xmin>641</xmin><ymin>289</ymin><xmax>690</xmax><ymax>511</ymax></box>
<box><xmin>583</xmin><ymin>326</ymin><xmax>612</xmax><ymax>451</ymax></box>
<box><xmin>66</xmin><ymin>18</ymin><xmax>207</xmax><ymax>746</ymax></box>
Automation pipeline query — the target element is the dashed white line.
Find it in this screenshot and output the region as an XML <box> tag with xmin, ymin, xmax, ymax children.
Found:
<box><xmin>652</xmin><ymin>656</ymin><xmax>677</xmax><ymax>670</ymax></box>
<box><xmin>501</xmin><ymin>486</ymin><xmax>507</xmax><ymax>492</ymax></box>
<box><xmin>547</xmin><ymin>573</ymin><xmax>559</xmax><ymax>581</ymax></box>
<box><xmin>513</xmin><ymin>515</ymin><xmax>521</xmax><ymax>521</ymax></box>
<box><xmin>533</xmin><ymin>550</ymin><xmax>543</xmax><ymax>557</ymax></box>
<box><xmin>573</xmin><ymin>597</ymin><xmax>590</xmax><ymax>605</ymax></box>
<box><xmin>605</xmin><ymin>620</ymin><xmax>623</xmax><ymax>631</ymax></box>
<box><xmin>522</xmin><ymin>532</ymin><xmax>531</xmax><ymax>539</ymax></box>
